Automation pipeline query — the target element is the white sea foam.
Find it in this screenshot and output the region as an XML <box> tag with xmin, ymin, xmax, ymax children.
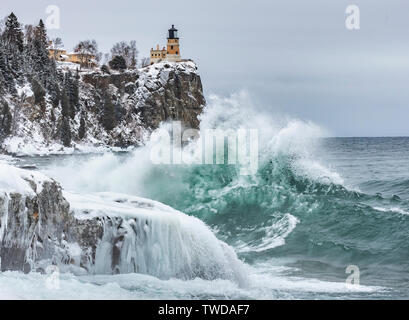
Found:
<box><xmin>235</xmin><ymin>213</ymin><xmax>299</xmax><ymax>253</ymax></box>
<box><xmin>0</xmin><ymin>263</ymin><xmax>384</xmax><ymax>300</ymax></box>
<box><xmin>43</xmin><ymin>91</ymin><xmax>342</xmax><ymax>195</ymax></box>
<box><xmin>247</xmin><ymin>264</ymin><xmax>384</xmax><ymax>296</ymax></box>
<box><xmin>373</xmin><ymin>206</ymin><xmax>409</xmax><ymax>216</ymax></box>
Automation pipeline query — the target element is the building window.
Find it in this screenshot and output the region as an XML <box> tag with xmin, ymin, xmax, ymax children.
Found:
<box><xmin>176</xmin><ymin>51</ymin><xmax>178</xmax><ymax>54</ymax></box>
<box><xmin>171</xmin><ymin>45</ymin><xmax>174</xmax><ymax>50</ymax></box>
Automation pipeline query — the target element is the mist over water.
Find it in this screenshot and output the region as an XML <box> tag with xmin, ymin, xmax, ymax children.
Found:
<box><xmin>44</xmin><ymin>91</ymin><xmax>336</xmax><ymax>195</ymax></box>
<box><xmin>16</xmin><ymin>91</ymin><xmax>409</xmax><ymax>299</ymax></box>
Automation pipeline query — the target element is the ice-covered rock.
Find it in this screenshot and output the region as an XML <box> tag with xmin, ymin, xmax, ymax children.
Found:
<box><xmin>0</xmin><ymin>61</ymin><xmax>205</xmax><ymax>156</ymax></box>
<box><xmin>0</xmin><ymin>164</ymin><xmax>72</xmax><ymax>272</ymax></box>
<box><xmin>0</xmin><ymin>163</ymin><xmax>246</xmax><ymax>285</ymax></box>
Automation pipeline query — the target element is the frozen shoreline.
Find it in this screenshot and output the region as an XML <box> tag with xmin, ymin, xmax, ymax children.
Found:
<box><xmin>0</xmin><ymin>162</ymin><xmax>246</xmax><ymax>285</ymax></box>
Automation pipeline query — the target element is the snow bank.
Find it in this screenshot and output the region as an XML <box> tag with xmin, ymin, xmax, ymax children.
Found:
<box><xmin>0</xmin><ymin>163</ymin><xmax>51</xmax><ymax>196</ymax></box>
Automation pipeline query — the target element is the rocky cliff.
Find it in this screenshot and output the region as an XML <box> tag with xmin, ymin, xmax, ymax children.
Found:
<box><xmin>0</xmin><ymin>61</ymin><xmax>205</xmax><ymax>155</ymax></box>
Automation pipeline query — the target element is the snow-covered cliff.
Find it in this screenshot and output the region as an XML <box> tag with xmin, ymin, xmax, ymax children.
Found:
<box><xmin>0</xmin><ymin>61</ymin><xmax>205</xmax><ymax>155</ymax></box>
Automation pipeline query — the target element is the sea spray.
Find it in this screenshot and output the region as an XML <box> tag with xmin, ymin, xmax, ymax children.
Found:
<box><xmin>12</xmin><ymin>93</ymin><xmax>409</xmax><ymax>298</ymax></box>
<box><xmin>42</xmin><ymin>91</ymin><xmax>339</xmax><ymax>260</ymax></box>
<box><xmin>43</xmin><ymin>91</ymin><xmax>334</xmax><ymax>199</ymax></box>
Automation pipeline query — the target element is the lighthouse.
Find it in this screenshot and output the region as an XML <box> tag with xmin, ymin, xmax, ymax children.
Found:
<box><xmin>166</xmin><ymin>25</ymin><xmax>181</xmax><ymax>62</ymax></box>
<box><xmin>149</xmin><ymin>25</ymin><xmax>183</xmax><ymax>65</ymax></box>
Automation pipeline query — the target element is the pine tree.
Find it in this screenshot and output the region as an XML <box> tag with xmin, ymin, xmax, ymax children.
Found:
<box><xmin>60</xmin><ymin>89</ymin><xmax>72</xmax><ymax>146</ymax></box>
<box><xmin>61</xmin><ymin>89</ymin><xmax>71</xmax><ymax>118</ymax></box>
<box><xmin>50</xmin><ymin>109</ymin><xmax>56</xmax><ymax>122</ymax></box>
<box><xmin>0</xmin><ymin>72</ymin><xmax>5</xmax><ymax>94</ymax></box>
<box><xmin>63</xmin><ymin>71</ymin><xmax>79</xmax><ymax>119</ymax></box>
<box><xmin>78</xmin><ymin>113</ymin><xmax>86</xmax><ymax>139</ymax></box>
<box><xmin>102</xmin><ymin>93</ymin><xmax>116</xmax><ymax>131</ymax></box>
<box><xmin>109</xmin><ymin>55</ymin><xmax>126</xmax><ymax>71</ymax></box>
<box><xmin>71</xmin><ymin>72</ymin><xmax>79</xmax><ymax>115</ymax></box>
<box><xmin>101</xmin><ymin>64</ymin><xmax>110</xmax><ymax>74</ymax></box>
<box><xmin>34</xmin><ymin>20</ymin><xmax>47</xmax><ymax>48</ymax></box>
<box><xmin>0</xmin><ymin>13</ymin><xmax>59</xmax><ymax>107</ymax></box>
<box><xmin>2</xmin><ymin>13</ymin><xmax>24</xmax><ymax>52</ymax></box>
<box><xmin>26</xmin><ymin>19</ymin><xmax>51</xmax><ymax>85</ymax></box>
<box><xmin>2</xmin><ymin>13</ymin><xmax>24</xmax><ymax>84</ymax></box>
<box><xmin>0</xmin><ymin>47</ymin><xmax>8</xmax><ymax>93</ymax></box>
<box><xmin>61</xmin><ymin>117</ymin><xmax>71</xmax><ymax>147</ymax></box>
<box><xmin>0</xmin><ymin>46</ymin><xmax>15</xmax><ymax>93</ymax></box>
<box><xmin>0</xmin><ymin>101</ymin><xmax>12</xmax><ymax>139</ymax></box>
<box><xmin>48</xmin><ymin>78</ymin><xmax>60</xmax><ymax>108</ymax></box>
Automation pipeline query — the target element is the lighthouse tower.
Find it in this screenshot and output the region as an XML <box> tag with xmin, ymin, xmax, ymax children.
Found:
<box><xmin>166</xmin><ymin>25</ymin><xmax>181</xmax><ymax>62</ymax></box>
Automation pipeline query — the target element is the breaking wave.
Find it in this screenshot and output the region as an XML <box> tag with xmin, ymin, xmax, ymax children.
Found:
<box><xmin>43</xmin><ymin>91</ymin><xmax>342</xmax><ymax>258</ymax></box>
<box><xmin>37</xmin><ymin>91</ymin><xmax>409</xmax><ymax>297</ymax></box>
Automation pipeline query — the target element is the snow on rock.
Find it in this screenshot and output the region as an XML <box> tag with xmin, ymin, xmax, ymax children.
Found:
<box><xmin>16</xmin><ymin>83</ymin><xmax>34</xmax><ymax>100</ymax></box>
<box><xmin>0</xmin><ymin>163</ymin><xmax>51</xmax><ymax>196</ymax></box>
<box><xmin>1</xmin><ymin>136</ymin><xmax>134</xmax><ymax>156</ymax></box>
<box><xmin>0</xmin><ymin>61</ymin><xmax>204</xmax><ymax>156</ymax></box>
<box><xmin>134</xmin><ymin>61</ymin><xmax>205</xmax><ymax>130</ymax></box>
<box><xmin>0</xmin><ymin>163</ymin><xmax>246</xmax><ymax>285</ymax></box>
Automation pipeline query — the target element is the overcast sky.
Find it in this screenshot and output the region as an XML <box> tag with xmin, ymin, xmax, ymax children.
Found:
<box><xmin>2</xmin><ymin>0</ymin><xmax>409</xmax><ymax>137</ymax></box>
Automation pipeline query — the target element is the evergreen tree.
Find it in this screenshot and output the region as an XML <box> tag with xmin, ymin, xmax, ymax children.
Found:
<box><xmin>60</xmin><ymin>89</ymin><xmax>72</xmax><ymax>146</ymax></box>
<box><xmin>50</xmin><ymin>109</ymin><xmax>56</xmax><ymax>122</ymax></box>
<box><xmin>2</xmin><ymin>13</ymin><xmax>24</xmax><ymax>52</ymax></box>
<box><xmin>60</xmin><ymin>117</ymin><xmax>71</xmax><ymax>147</ymax></box>
<box><xmin>64</xmin><ymin>71</ymin><xmax>79</xmax><ymax>119</ymax></box>
<box><xmin>109</xmin><ymin>55</ymin><xmax>126</xmax><ymax>71</ymax></box>
<box><xmin>61</xmin><ymin>89</ymin><xmax>71</xmax><ymax>118</ymax></box>
<box><xmin>48</xmin><ymin>79</ymin><xmax>60</xmax><ymax>108</ymax></box>
<box><xmin>72</xmin><ymin>71</ymin><xmax>80</xmax><ymax>112</ymax></box>
<box><xmin>78</xmin><ymin>113</ymin><xmax>86</xmax><ymax>139</ymax></box>
<box><xmin>0</xmin><ymin>47</ymin><xmax>8</xmax><ymax>93</ymax></box>
<box><xmin>26</xmin><ymin>19</ymin><xmax>51</xmax><ymax>85</ymax></box>
<box><xmin>102</xmin><ymin>93</ymin><xmax>116</xmax><ymax>131</ymax></box>
<box><xmin>0</xmin><ymin>46</ymin><xmax>15</xmax><ymax>93</ymax></box>
<box><xmin>0</xmin><ymin>101</ymin><xmax>12</xmax><ymax>139</ymax></box>
<box><xmin>34</xmin><ymin>20</ymin><xmax>47</xmax><ymax>48</ymax></box>
<box><xmin>2</xmin><ymin>13</ymin><xmax>24</xmax><ymax>84</ymax></box>
<box><xmin>101</xmin><ymin>64</ymin><xmax>110</xmax><ymax>74</ymax></box>
<box><xmin>0</xmin><ymin>13</ymin><xmax>59</xmax><ymax>111</ymax></box>
<box><xmin>0</xmin><ymin>72</ymin><xmax>5</xmax><ymax>94</ymax></box>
